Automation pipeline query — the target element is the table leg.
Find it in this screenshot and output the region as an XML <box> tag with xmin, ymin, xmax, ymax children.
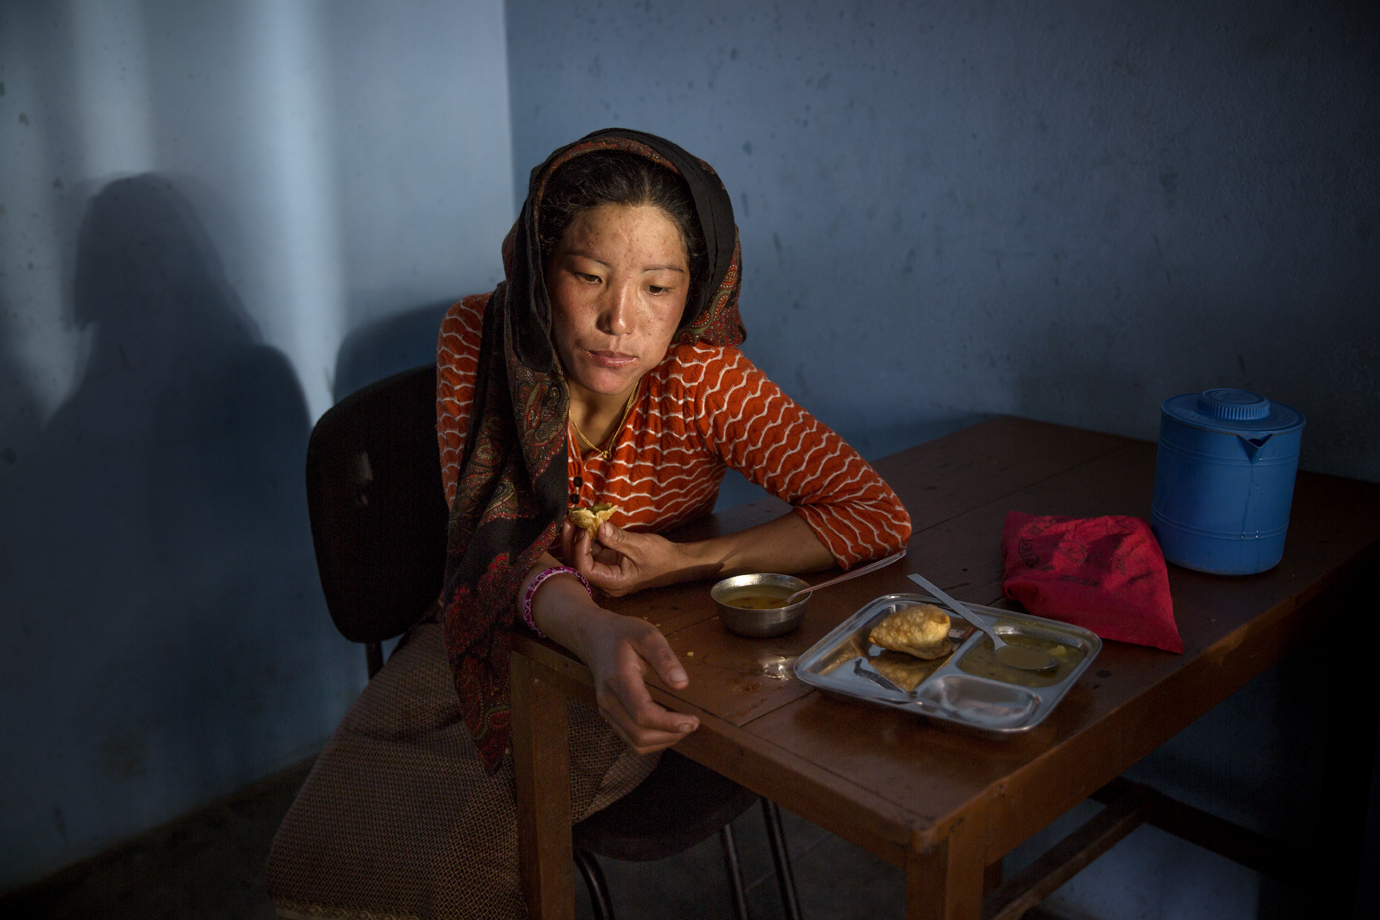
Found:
<box><xmin>1317</xmin><ymin>578</ymin><xmax>1379</xmax><ymax>918</ymax></box>
<box><xmin>904</xmin><ymin>817</ymin><xmax>985</xmax><ymax>920</ymax></box>
<box><xmin>511</xmin><ymin>649</ymin><xmax>574</xmax><ymax>920</ymax></box>
<box><xmin>983</xmin><ymin>858</ymin><xmax>1003</xmax><ymax>896</ymax></box>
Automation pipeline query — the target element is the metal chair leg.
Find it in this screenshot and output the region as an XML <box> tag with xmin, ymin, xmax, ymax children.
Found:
<box><xmin>574</xmin><ymin>847</ymin><xmax>615</xmax><ymax>920</ymax></box>
<box><xmin>719</xmin><ymin>822</ymin><xmax>751</xmax><ymax>920</ymax></box>
<box><xmin>761</xmin><ymin>798</ymin><xmax>803</xmax><ymax>920</ymax></box>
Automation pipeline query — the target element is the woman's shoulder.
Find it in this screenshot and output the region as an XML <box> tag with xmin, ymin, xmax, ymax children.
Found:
<box><xmin>657</xmin><ymin>341</ymin><xmax>763</xmax><ymax>394</ymax></box>
<box><xmin>438</xmin><ymin>293</ymin><xmax>490</xmax><ymax>370</ymax></box>
<box><xmin>441</xmin><ymin>293</ymin><xmax>489</xmax><ymax>339</ymax></box>
<box><xmin>662</xmin><ymin>340</ymin><xmax>751</xmax><ymax>375</ymax></box>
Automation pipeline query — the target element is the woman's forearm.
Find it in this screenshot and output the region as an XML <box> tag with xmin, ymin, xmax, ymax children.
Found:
<box><xmin>675</xmin><ymin>509</ymin><xmax>836</xmax><ymax>579</ymax></box>
<box><xmin>566</xmin><ymin>509</ymin><xmax>854</xmax><ymax>598</ymax></box>
<box><xmin>519</xmin><ymin>552</ymin><xmax>609</xmax><ymax>662</ymax></box>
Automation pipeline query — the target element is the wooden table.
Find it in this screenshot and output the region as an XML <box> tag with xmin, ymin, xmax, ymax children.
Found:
<box><xmin>511</xmin><ymin>416</ymin><xmax>1380</xmax><ymax>919</ymax></box>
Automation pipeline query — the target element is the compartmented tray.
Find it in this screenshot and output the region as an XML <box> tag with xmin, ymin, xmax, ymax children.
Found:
<box><xmin>793</xmin><ymin>593</ymin><xmax>1101</xmax><ymax>736</ymax></box>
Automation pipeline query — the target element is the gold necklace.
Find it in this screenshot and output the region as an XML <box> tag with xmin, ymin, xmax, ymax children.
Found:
<box><xmin>570</xmin><ymin>385</ymin><xmax>638</xmax><ymax>460</ymax></box>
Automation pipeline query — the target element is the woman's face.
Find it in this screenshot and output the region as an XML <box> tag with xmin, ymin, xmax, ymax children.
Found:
<box><xmin>547</xmin><ymin>203</ymin><xmax>690</xmax><ymax>400</ymax></box>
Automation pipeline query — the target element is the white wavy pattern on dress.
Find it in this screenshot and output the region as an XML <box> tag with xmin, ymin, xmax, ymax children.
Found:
<box><xmin>436</xmin><ymin>295</ymin><xmax>487</xmax><ymax>508</ymax></box>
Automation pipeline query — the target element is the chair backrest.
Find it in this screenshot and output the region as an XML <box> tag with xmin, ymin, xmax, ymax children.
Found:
<box><xmin>305</xmin><ymin>365</ymin><xmax>449</xmax><ymax>644</ymax></box>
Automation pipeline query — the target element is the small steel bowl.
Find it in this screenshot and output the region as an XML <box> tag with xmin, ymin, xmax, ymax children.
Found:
<box><xmin>711</xmin><ymin>573</ymin><xmax>811</xmax><ymax>638</ymax></box>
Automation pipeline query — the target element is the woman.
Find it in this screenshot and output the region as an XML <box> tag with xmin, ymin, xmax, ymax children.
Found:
<box><xmin>268</xmin><ymin>129</ymin><xmax>910</xmax><ymax>920</ymax></box>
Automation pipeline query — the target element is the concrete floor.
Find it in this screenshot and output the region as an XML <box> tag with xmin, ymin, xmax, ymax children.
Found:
<box><xmin>0</xmin><ymin>759</ymin><xmax>311</xmax><ymax>920</ymax></box>
<box><xmin>0</xmin><ymin>754</ymin><xmax>944</xmax><ymax>920</ymax></box>
<box><xmin>0</xmin><ymin>753</ymin><xmax>1305</xmax><ymax>920</ymax></box>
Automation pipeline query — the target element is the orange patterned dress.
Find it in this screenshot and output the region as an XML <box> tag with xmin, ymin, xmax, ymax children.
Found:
<box><xmin>438</xmin><ymin>294</ymin><xmax>911</xmax><ymax>566</ymax></box>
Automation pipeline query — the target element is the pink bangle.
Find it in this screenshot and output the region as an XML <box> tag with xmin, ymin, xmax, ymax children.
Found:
<box><xmin>521</xmin><ymin>566</ymin><xmax>592</xmax><ymax>637</ymax></box>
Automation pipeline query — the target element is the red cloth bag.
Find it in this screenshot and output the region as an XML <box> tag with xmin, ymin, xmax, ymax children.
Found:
<box><xmin>1000</xmin><ymin>512</ymin><xmax>1183</xmax><ymax>654</ymax></box>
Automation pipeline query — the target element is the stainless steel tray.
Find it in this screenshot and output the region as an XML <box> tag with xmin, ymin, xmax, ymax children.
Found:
<box><xmin>793</xmin><ymin>593</ymin><xmax>1101</xmax><ymax>736</ymax></box>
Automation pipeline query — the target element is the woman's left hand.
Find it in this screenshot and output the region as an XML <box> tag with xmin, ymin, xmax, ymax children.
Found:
<box><xmin>562</xmin><ymin>520</ymin><xmax>698</xmax><ymax>597</ymax></box>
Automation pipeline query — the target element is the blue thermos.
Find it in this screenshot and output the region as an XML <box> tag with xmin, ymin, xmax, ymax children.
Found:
<box><xmin>1151</xmin><ymin>389</ymin><xmax>1306</xmax><ymax>575</ymax></box>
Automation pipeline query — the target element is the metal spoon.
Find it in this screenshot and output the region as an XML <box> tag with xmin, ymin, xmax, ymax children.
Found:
<box><xmin>784</xmin><ymin>549</ymin><xmax>907</xmax><ymax>605</ymax></box>
<box><xmin>906</xmin><ymin>573</ymin><xmax>1058</xmax><ymax>674</ymax></box>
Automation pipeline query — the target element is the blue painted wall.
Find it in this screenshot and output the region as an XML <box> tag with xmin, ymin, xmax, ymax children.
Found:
<box><xmin>3</xmin><ymin>0</ymin><xmax>1377</xmax><ymax>914</ymax></box>
<box><xmin>504</xmin><ymin>1</ymin><xmax>1378</xmax><ymax>917</ymax></box>
<box><xmin>0</xmin><ymin>0</ymin><xmax>513</xmax><ymax>889</ymax></box>
<box><xmin>507</xmin><ymin>0</ymin><xmax>1379</xmax><ymax>480</ymax></box>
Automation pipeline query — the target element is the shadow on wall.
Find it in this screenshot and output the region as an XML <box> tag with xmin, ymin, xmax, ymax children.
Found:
<box><xmin>0</xmin><ymin>174</ymin><xmax>323</xmax><ymax>879</ymax></box>
<box><xmin>333</xmin><ymin>300</ymin><xmax>455</xmax><ymax>402</ymax></box>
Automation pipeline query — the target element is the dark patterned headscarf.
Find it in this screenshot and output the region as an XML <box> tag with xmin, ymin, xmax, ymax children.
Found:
<box><xmin>441</xmin><ymin>129</ymin><xmax>745</xmax><ymax>771</ymax></box>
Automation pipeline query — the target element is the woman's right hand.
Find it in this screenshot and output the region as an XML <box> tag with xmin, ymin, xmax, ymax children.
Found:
<box><xmin>578</xmin><ymin>608</ymin><xmax>700</xmax><ymax>753</ymax></box>
<box><xmin>560</xmin><ymin>520</ymin><xmax>698</xmax><ymax>597</ymax></box>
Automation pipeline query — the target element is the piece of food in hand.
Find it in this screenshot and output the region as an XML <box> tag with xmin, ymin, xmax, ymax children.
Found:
<box><xmin>868</xmin><ymin>603</ymin><xmax>952</xmax><ymax>660</ymax></box>
<box><xmin>568</xmin><ymin>502</ymin><xmax>619</xmax><ymax>538</ymax></box>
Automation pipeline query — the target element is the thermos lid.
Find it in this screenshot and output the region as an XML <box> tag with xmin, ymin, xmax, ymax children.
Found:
<box><xmin>1161</xmin><ymin>388</ymin><xmax>1305</xmax><ymax>435</ymax></box>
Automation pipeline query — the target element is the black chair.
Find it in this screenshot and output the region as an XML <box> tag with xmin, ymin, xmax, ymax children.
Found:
<box><xmin>305</xmin><ymin>364</ymin><xmax>802</xmax><ymax>920</ymax></box>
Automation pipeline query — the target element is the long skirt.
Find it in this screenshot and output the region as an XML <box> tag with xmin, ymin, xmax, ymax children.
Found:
<box><xmin>266</xmin><ymin>623</ymin><xmax>658</xmax><ymax>920</ymax></box>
